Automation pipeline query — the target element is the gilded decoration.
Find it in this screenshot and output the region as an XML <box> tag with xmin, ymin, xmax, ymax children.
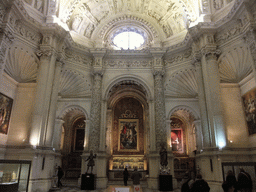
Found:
<box><xmin>111</xmin><ymin>156</ymin><xmax>144</xmax><ymax>170</ymax></box>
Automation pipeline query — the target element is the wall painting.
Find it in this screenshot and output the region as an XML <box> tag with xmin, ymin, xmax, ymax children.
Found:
<box><xmin>0</xmin><ymin>92</ymin><xmax>13</xmax><ymax>135</ymax></box>
<box><xmin>242</xmin><ymin>88</ymin><xmax>256</xmax><ymax>135</ymax></box>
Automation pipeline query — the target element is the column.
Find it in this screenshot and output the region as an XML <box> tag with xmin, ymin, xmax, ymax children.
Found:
<box><xmin>194</xmin><ymin>59</ymin><xmax>211</xmax><ymax>148</ymax></box>
<box><xmin>45</xmin><ymin>60</ymin><xmax>64</xmax><ymax>146</ymax></box>
<box><xmin>153</xmin><ymin>69</ymin><xmax>166</xmax><ymax>149</ymax></box>
<box><xmin>29</xmin><ymin>49</ymin><xmax>57</xmax><ymax>146</ymax></box>
<box><xmin>86</xmin><ymin>49</ymin><xmax>107</xmax><ymax>189</ymax></box>
<box><xmin>52</xmin><ymin>118</ymin><xmax>64</xmax><ymax>151</ymax></box>
<box><xmin>201</xmin><ymin>50</ymin><xmax>227</xmax><ymax>148</ymax></box>
<box><xmin>88</xmin><ymin>71</ymin><xmax>103</xmax><ymax>152</ymax></box>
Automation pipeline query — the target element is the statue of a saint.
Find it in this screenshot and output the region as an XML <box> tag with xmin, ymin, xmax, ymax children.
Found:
<box><xmin>85</xmin><ymin>150</ymin><xmax>96</xmax><ymax>174</ymax></box>
<box><xmin>160</xmin><ymin>142</ymin><xmax>168</xmax><ymax>168</ymax></box>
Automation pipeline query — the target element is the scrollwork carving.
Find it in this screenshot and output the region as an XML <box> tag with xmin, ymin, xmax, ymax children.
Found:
<box><xmin>165</xmin><ymin>49</ymin><xmax>192</xmax><ymax>65</ymax></box>
<box><xmin>104</xmin><ymin>60</ymin><xmax>152</xmax><ymax>68</ymax></box>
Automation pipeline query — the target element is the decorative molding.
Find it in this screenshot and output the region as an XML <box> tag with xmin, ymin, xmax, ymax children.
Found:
<box><xmin>215</xmin><ymin>20</ymin><xmax>243</xmax><ymax>44</ymax></box>
<box><xmin>66</xmin><ymin>50</ymin><xmax>92</xmax><ymax>66</ymax></box>
<box><xmin>165</xmin><ymin>49</ymin><xmax>192</xmax><ymax>66</ymax></box>
<box><xmin>104</xmin><ymin>60</ymin><xmax>152</xmax><ymax>68</ymax></box>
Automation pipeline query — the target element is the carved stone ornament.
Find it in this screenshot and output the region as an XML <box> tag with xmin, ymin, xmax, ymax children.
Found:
<box><xmin>215</xmin><ymin>20</ymin><xmax>243</xmax><ymax>44</ymax></box>
<box><xmin>14</xmin><ymin>20</ymin><xmax>41</xmax><ymax>44</ymax></box>
<box><xmin>36</xmin><ymin>50</ymin><xmax>52</xmax><ymax>58</ymax></box>
<box><xmin>104</xmin><ymin>60</ymin><xmax>152</xmax><ymax>68</ymax></box>
<box><xmin>66</xmin><ymin>51</ymin><xmax>92</xmax><ymax>66</ymax></box>
<box><xmin>165</xmin><ymin>49</ymin><xmax>192</xmax><ymax>65</ymax></box>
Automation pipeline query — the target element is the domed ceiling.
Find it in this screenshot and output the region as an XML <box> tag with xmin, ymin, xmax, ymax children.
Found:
<box><xmin>57</xmin><ymin>0</ymin><xmax>199</xmax><ymax>47</ymax></box>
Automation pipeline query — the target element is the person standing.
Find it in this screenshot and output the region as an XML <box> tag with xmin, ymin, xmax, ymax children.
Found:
<box><xmin>237</xmin><ymin>168</ymin><xmax>252</xmax><ymax>192</ymax></box>
<box><xmin>57</xmin><ymin>166</ymin><xmax>64</xmax><ymax>188</ymax></box>
<box><xmin>190</xmin><ymin>174</ymin><xmax>210</xmax><ymax>192</ymax></box>
<box><xmin>131</xmin><ymin>167</ymin><xmax>142</xmax><ymax>185</ymax></box>
<box><xmin>123</xmin><ymin>167</ymin><xmax>129</xmax><ymax>186</ymax></box>
<box><xmin>222</xmin><ymin>170</ymin><xmax>237</xmax><ymax>192</ymax></box>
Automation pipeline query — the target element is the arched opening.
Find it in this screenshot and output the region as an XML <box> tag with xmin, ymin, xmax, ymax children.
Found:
<box><xmin>105</xmin><ymin>80</ymin><xmax>150</xmax><ymax>182</ymax></box>
<box><xmin>60</xmin><ymin>108</ymin><xmax>86</xmax><ymax>183</ymax></box>
<box><xmin>169</xmin><ymin>108</ymin><xmax>198</xmax><ymax>187</ymax></box>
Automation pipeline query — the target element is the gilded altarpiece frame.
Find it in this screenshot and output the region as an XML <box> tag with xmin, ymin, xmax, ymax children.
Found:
<box><xmin>118</xmin><ymin>119</ymin><xmax>139</xmax><ymax>152</ymax></box>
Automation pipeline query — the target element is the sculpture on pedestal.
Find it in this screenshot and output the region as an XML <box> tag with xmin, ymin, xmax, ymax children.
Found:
<box><xmin>159</xmin><ymin>142</ymin><xmax>170</xmax><ymax>175</ymax></box>
<box><xmin>85</xmin><ymin>150</ymin><xmax>97</xmax><ymax>174</ymax></box>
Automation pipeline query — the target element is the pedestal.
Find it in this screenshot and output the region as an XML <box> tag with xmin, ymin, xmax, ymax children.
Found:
<box><xmin>81</xmin><ymin>174</ymin><xmax>96</xmax><ymax>190</ymax></box>
<box><xmin>159</xmin><ymin>175</ymin><xmax>173</xmax><ymax>191</ymax></box>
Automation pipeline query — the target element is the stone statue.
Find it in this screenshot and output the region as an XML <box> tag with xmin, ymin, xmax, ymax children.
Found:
<box><xmin>160</xmin><ymin>142</ymin><xmax>168</xmax><ymax>168</ymax></box>
<box><xmin>85</xmin><ymin>150</ymin><xmax>97</xmax><ymax>174</ymax></box>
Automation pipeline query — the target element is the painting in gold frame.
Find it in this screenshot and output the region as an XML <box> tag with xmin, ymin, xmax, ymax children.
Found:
<box><xmin>118</xmin><ymin>119</ymin><xmax>139</xmax><ymax>152</ymax></box>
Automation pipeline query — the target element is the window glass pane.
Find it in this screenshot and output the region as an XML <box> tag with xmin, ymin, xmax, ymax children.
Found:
<box><xmin>113</xmin><ymin>32</ymin><xmax>144</xmax><ymax>49</ymax></box>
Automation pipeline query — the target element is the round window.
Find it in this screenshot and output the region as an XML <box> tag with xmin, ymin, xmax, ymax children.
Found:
<box><xmin>113</xmin><ymin>31</ymin><xmax>145</xmax><ymax>50</ymax></box>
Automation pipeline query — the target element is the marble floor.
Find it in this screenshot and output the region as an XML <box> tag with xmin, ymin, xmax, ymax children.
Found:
<box><xmin>49</xmin><ymin>185</ymin><xmax>179</xmax><ymax>192</ymax></box>
<box><xmin>49</xmin><ymin>179</ymin><xmax>178</xmax><ymax>192</ymax></box>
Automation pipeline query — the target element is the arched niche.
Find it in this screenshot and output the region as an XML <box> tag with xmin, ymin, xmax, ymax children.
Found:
<box><xmin>105</xmin><ymin>79</ymin><xmax>150</xmax><ymax>176</ymax></box>
<box><xmin>56</xmin><ymin>105</ymin><xmax>88</xmax><ymax>179</ymax></box>
<box><xmin>168</xmin><ymin>105</ymin><xmax>199</xmax><ymax>184</ymax></box>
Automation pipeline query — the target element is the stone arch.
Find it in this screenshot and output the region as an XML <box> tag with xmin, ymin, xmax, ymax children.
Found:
<box><xmin>57</xmin><ymin>104</ymin><xmax>89</xmax><ymax>120</ymax></box>
<box><xmin>103</xmin><ymin>74</ymin><xmax>153</xmax><ymax>101</ymax></box>
<box><xmin>167</xmin><ymin>105</ymin><xmax>200</xmax><ymax>121</ymax></box>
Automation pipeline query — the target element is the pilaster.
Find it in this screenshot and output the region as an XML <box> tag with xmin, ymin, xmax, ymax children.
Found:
<box><xmin>191</xmin><ymin>32</ymin><xmax>227</xmax><ymax>149</ymax></box>
<box><xmin>45</xmin><ymin>60</ymin><xmax>64</xmax><ymax>147</ymax></box>
<box><xmin>193</xmin><ymin>59</ymin><xmax>211</xmax><ymax>148</ymax></box>
<box><xmin>52</xmin><ymin>118</ymin><xmax>64</xmax><ymax>151</ymax></box>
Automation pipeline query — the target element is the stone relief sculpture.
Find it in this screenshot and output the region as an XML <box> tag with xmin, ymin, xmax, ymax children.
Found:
<box><xmin>214</xmin><ymin>0</ymin><xmax>223</xmax><ymax>10</ymax></box>
<box><xmin>72</xmin><ymin>16</ymin><xmax>82</xmax><ymax>31</ymax></box>
<box><xmin>84</xmin><ymin>23</ymin><xmax>95</xmax><ymax>38</ymax></box>
<box><xmin>35</xmin><ymin>0</ymin><xmax>43</xmax><ymax>12</ymax></box>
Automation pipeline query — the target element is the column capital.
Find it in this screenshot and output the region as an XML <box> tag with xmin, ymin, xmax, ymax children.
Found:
<box><xmin>152</xmin><ymin>68</ymin><xmax>165</xmax><ymax>77</ymax></box>
<box><xmin>202</xmin><ymin>48</ymin><xmax>221</xmax><ymax>60</ymax></box>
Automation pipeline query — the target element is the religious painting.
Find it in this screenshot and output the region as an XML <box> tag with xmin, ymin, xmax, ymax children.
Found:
<box><xmin>0</xmin><ymin>93</ymin><xmax>13</xmax><ymax>135</ymax></box>
<box><xmin>171</xmin><ymin>129</ymin><xmax>183</xmax><ymax>153</ymax></box>
<box><xmin>118</xmin><ymin>119</ymin><xmax>139</xmax><ymax>152</ymax></box>
<box><xmin>242</xmin><ymin>88</ymin><xmax>256</xmax><ymax>135</ymax></box>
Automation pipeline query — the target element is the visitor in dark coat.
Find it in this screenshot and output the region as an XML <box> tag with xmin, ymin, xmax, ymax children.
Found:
<box><xmin>222</xmin><ymin>170</ymin><xmax>237</xmax><ymax>192</ymax></box>
<box><xmin>57</xmin><ymin>166</ymin><xmax>64</xmax><ymax>188</ymax></box>
<box><xmin>237</xmin><ymin>168</ymin><xmax>252</xmax><ymax>192</ymax></box>
<box><xmin>131</xmin><ymin>167</ymin><xmax>142</xmax><ymax>185</ymax></box>
<box><xmin>123</xmin><ymin>167</ymin><xmax>129</xmax><ymax>186</ymax></box>
<box><xmin>190</xmin><ymin>174</ymin><xmax>210</xmax><ymax>192</ymax></box>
